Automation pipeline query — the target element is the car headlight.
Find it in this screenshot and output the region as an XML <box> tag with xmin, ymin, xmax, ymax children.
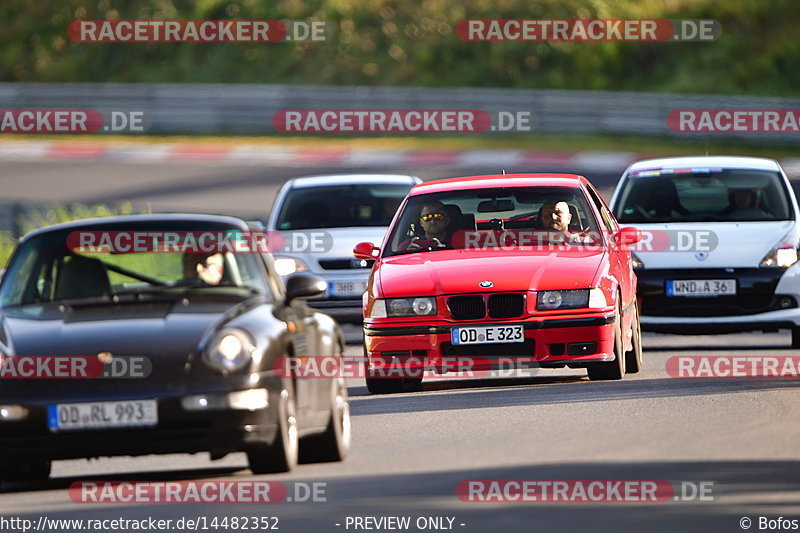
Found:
<box><xmin>204</xmin><ymin>329</ymin><xmax>256</xmax><ymax>371</ymax></box>
<box><xmin>537</xmin><ymin>289</ymin><xmax>606</xmax><ymax>310</ymax></box>
<box><xmin>760</xmin><ymin>240</ymin><xmax>799</xmax><ymax>268</ymax></box>
<box><xmin>368</xmin><ymin>297</ymin><xmax>437</xmax><ymax>318</ymax></box>
<box><xmin>274</xmin><ymin>257</ymin><xmax>308</xmax><ymax>277</ymax></box>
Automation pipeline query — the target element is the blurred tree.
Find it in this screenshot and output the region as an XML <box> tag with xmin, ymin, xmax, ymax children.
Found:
<box><xmin>0</xmin><ymin>0</ymin><xmax>797</xmax><ymax>95</ymax></box>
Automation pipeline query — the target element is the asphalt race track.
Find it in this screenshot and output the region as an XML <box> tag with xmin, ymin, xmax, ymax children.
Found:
<box><xmin>0</xmin><ymin>158</ymin><xmax>798</xmax><ymax>532</ymax></box>
<box><xmin>0</xmin><ymin>159</ymin><xmax>622</xmax><ymax>220</ymax></box>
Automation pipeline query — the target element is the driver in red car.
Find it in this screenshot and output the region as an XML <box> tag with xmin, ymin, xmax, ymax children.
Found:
<box><xmin>399</xmin><ymin>201</ymin><xmax>453</xmax><ymax>250</ymax></box>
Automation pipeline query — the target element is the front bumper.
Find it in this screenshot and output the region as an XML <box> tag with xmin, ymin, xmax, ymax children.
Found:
<box><xmin>0</xmin><ymin>387</ymin><xmax>282</xmax><ymax>461</ymax></box>
<box><xmin>637</xmin><ymin>267</ymin><xmax>800</xmax><ymax>333</ymax></box>
<box><xmin>364</xmin><ymin>313</ymin><xmax>616</xmax><ymax>373</ymax></box>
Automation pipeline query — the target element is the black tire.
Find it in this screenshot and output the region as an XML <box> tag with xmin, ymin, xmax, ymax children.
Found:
<box><xmin>247</xmin><ymin>385</ymin><xmax>298</xmax><ymax>474</ymax></box>
<box><xmin>299</xmin><ymin>375</ymin><xmax>351</xmax><ymax>464</ymax></box>
<box><xmin>792</xmin><ymin>327</ymin><xmax>800</xmax><ymax>349</ymax></box>
<box><xmin>624</xmin><ymin>303</ymin><xmax>643</xmax><ymax>374</ymax></box>
<box><xmin>403</xmin><ymin>376</ymin><xmax>424</xmax><ymax>391</ymax></box>
<box><xmin>0</xmin><ymin>459</ymin><xmax>51</xmax><ymax>484</ymax></box>
<box><xmin>365</xmin><ymin>373</ymin><xmax>405</xmax><ymax>394</ymax></box>
<box><xmin>587</xmin><ymin>301</ymin><xmax>626</xmax><ymax>381</ymax></box>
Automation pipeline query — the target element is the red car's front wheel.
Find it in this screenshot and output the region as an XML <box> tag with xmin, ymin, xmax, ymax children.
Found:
<box><xmin>587</xmin><ymin>301</ymin><xmax>626</xmax><ymax>381</ymax></box>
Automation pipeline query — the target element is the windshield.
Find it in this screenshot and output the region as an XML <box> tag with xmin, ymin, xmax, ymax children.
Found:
<box><xmin>614</xmin><ymin>168</ymin><xmax>792</xmax><ymax>223</ymax></box>
<box><xmin>276</xmin><ymin>183</ymin><xmax>413</xmax><ymax>230</ymax></box>
<box><xmin>384</xmin><ymin>186</ymin><xmax>602</xmax><ymax>257</ymax></box>
<box><xmin>0</xmin><ymin>223</ymin><xmax>270</xmax><ymax>308</ymax></box>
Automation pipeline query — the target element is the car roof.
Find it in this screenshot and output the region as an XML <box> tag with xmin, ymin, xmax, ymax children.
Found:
<box><xmin>288</xmin><ymin>174</ymin><xmax>421</xmax><ymax>188</ymax></box>
<box><xmin>22</xmin><ymin>213</ymin><xmax>251</xmax><ymax>240</ymax></box>
<box><xmin>409</xmin><ymin>174</ymin><xmax>585</xmax><ymax>196</ymax></box>
<box><xmin>627</xmin><ymin>155</ymin><xmax>781</xmax><ymax>173</ymax></box>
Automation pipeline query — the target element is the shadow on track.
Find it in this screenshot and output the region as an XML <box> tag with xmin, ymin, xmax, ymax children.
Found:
<box><xmin>644</xmin><ymin>344</ymin><xmax>791</xmax><ymax>352</ymax></box>
<box><xmin>7</xmin><ymin>460</ymin><xmax>800</xmax><ymax>532</ymax></box>
<box><xmin>347</xmin><ymin>375</ymin><xmax>800</xmax><ymax>415</ymax></box>
<box><xmin>0</xmin><ymin>465</ymin><xmax>244</xmax><ymax>494</ymax></box>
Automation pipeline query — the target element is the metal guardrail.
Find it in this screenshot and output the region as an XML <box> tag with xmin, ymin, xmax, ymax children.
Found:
<box><xmin>1</xmin><ymin>83</ymin><xmax>799</xmax><ymax>142</ymax></box>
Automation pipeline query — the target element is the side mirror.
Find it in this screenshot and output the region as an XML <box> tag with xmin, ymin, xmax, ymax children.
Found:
<box><xmin>354</xmin><ymin>242</ymin><xmax>379</xmax><ymax>260</ymax></box>
<box><xmin>616</xmin><ymin>226</ymin><xmax>642</xmax><ymax>245</ymax></box>
<box><xmin>285</xmin><ymin>273</ymin><xmax>326</xmax><ymax>304</ymax></box>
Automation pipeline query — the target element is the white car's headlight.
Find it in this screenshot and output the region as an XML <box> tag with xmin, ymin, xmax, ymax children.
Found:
<box><xmin>368</xmin><ymin>297</ymin><xmax>437</xmax><ymax>318</ymax></box>
<box><xmin>275</xmin><ymin>257</ymin><xmax>308</xmax><ymax>276</ymax></box>
<box><xmin>537</xmin><ymin>289</ymin><xmax>607</xmax><ymax>310</ymax></box>
<box><xmin>274</xmin><ymin>257</ymin><xmax>308</xmax><ymax>277</ymax></box>
<box><xmin>204</xmin><ymin>329</ymin><xmax>256</xmax><ymax>371</ymax></box>
<box><xmin>760</xmin><ymin>234</ymin><xmax>799</xmax><ymax>268</ymax></box>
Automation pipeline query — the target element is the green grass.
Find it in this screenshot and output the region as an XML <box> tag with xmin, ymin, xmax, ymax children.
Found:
<box><xmin>0</xmin><ymin>202</ymin><xmax>135</xmax><ymax>269</ymax></box>
<box><xmin>2</xmin><ymin>0</ymin><xmax>799</xmax><ymax>96</ymax></box>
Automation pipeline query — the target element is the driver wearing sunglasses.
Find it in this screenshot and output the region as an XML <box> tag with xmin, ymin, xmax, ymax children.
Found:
<box><xmin>399</xmin><ymin>201</ymin><xmax>452</xmax><ymax>251</ymax></box>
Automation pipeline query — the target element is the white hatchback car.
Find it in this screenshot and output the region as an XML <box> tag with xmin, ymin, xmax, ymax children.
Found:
<box><xmin>266</xmin><ymin>174</ymin><xmax>421</xmax><ymax>323</ymax></box>
<box><xmin>610</xmin><ymin>156</ymin><xmax>800</xmax><ymax>345</ymax></box>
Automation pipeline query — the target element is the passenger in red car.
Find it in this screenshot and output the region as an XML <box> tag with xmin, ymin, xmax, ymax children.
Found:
<box><xmin>538</xmin><ymin>201</ymin><xmax>572</xmax><ymax>232</ymax></box>
<box><xmin>537</xmin><ymin>201</ymin><xmax>595</xmax><ymax>245</ymax></box>
<box><xmin>399</xmin><ymin>201</ymin><xmax>452</xmax><ymax>250</ymax></box>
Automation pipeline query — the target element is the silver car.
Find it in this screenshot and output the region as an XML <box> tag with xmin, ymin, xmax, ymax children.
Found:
<box><xmin>266</xmin><ymin>174</ymin><xmax>421</xmax><ymax>323</ymax></box>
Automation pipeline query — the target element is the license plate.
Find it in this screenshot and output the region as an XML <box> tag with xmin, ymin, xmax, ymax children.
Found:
<box><xmin>666</xmin><ymin>279</ymin><xmax>736</xmax><ymax>297</ymax></box>
<box><xmin>47</xmin><ymin>399</ymin><xmax>158</xmax><ymax>432</ymax></box>
<box><xmin>330</xmin><ymin>281</ymin><xmax>367</xmax><ymax>297</ymax></box>
<box><xmin>451</xmin><ymin>325</ymin><xmax>524</xmax><ymax>345</ymax></box>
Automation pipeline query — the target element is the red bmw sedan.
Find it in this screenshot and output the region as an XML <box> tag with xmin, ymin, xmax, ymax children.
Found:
<box><xmin>354</xmin><ymin>174</ymin><xmax>643</xmax><ymax>394</ymax></box>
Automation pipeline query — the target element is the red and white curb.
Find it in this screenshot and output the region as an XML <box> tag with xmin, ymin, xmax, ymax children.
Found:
<box><xmin>0</xmin><ymin>141</ymin><xmax>635</xmax><ymax>169</ymax></box>
<box><xmin>0</xmin><ymin>141</ymin><xmax>797</xmax><ymax>175</ymax></box>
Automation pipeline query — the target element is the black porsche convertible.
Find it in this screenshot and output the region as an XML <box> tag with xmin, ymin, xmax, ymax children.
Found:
<box><xmin>0</xmin><ymin>214</ymin><xmax>350</xmax><ymax>482</ymax></box>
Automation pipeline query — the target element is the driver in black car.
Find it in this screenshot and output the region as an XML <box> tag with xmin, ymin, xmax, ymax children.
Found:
<box><xmin>181</xmin><ymin>252</ymin><xmax>225</xmax><ymax>286</ymax></box>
